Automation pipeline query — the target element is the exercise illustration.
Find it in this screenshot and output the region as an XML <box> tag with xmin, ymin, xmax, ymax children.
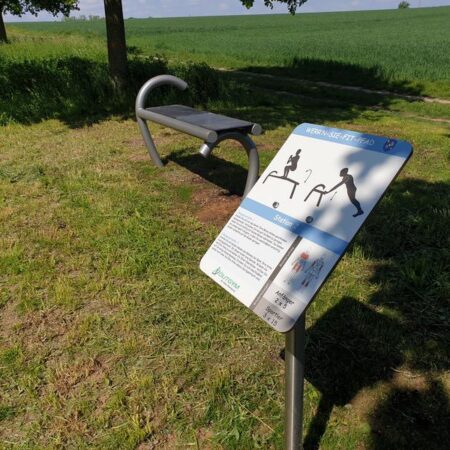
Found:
<box><xmin>328</xmin><ymin>168</ymin><xmax>364</xmax><ymax>217</ymax></box>
<box><xmin>263</xmin><ymin>149</ymin><xmax>302</xmax><ymax>199</ymax></box>
<box><xmin>301</xmin><ymin>257</ymin><xmax>325</xmax><ymax>288</ymax></box>
<box><xmin>292</xmin><ymin>252</ymin><xmax>310</xmax><ymax>273</ymax></box>
<box><xmin>284</xmin><ymin>149</ymin><xmax>302</xmax><ymax>177</ymax></box>
<box><xmin>304</xmin><ymin>183</ymin><xmax>327</xmax><ymax>207</ymax></box>
<box><xmin>285</xmin><ymin>251</ymin><xmax>310</xmax><ymax>288</ymax></box>
<box><xmin>303</xmin><ymin>168</ymin><xmax>364</xmax><ymax>217</ymax></box>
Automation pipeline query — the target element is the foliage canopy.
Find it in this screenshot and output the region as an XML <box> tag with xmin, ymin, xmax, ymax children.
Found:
<box><xmin>0</xmin><ymin>0</ymin><xmax>78</xmax><ymax>16</ymax></box>
<box><xmin>0</xmin><ymin>0</ymin><xmax>79</xmax><ymax>42</ymax></box>
<box><xmin>241</xmin><ymin>0</ymin><xmax>308</xmax><ymax>14</ymax></box>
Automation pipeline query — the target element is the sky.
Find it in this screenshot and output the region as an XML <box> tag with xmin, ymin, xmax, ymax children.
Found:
<box><xmin>5</xmin><ymin>0</ymin><xmax>450</xmax><ymax>22</ymax></box>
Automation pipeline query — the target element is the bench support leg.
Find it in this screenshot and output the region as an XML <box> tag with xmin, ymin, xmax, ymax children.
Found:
<box><xmin>199</xmin><ymin>132</ymin><xmax>260</xmax><ymax>198</ymax></box>
<box><xmin>137</xmin><ymin>116</ymin><xmax>164</xmax><ymax>168</ymax></box>
<box><xmin>245</xmin><ymin>143</ymin><xmax>259</xmax><ymax>198</ymax></box>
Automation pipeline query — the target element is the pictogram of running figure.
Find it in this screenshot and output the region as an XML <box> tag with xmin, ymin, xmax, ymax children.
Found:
<box><xmin>303</xmin><ymin>168</ymin><xmax>364</xmax><ymax>217</ymax></box>
<box><xmin>263</xmin><ymin>149</ymin><xmax>303</xmax><ymax>199</ymax></box>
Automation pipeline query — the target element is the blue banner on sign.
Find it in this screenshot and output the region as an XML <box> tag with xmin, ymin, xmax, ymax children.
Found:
<box><xmin>241</xmin><ymin>197</ymin><xmax>348</xmax><ymax>255</ymax></box>
<box><xmin>294</xmin><ymin>123</ymin><xmax>412</xmax><ymax>158</ymax></box>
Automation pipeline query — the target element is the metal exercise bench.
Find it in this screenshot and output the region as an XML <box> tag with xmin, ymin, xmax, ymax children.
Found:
<box><xmin>136</xmin><ymin>75</ymin><xmax>262</xmax><ymax>196</ymax></box>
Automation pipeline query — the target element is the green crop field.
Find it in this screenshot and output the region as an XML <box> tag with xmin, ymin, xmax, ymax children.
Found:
<box><xmin>7</xmin><ymin>6</ymin><xmax>450</xmax><ymax>98</ymax></box>
<box><xmin>1</xmin><ymin>6</ymin><xmax>450</xmax><ymax>450</ymax></box>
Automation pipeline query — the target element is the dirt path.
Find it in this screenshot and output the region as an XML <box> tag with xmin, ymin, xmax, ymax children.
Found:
<box><xmin>220</xmin><ymin>69</ymin><xmax>450</xmax><ymax>106</ymax></box>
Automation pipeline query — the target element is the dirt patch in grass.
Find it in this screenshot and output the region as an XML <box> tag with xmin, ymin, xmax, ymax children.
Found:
<box><xmin>193</xmin><ymin>186</ymin><xmax>241</xmax><ymax>227</ymax></box>
<box><xmin>0</xmin><ymin>300</ymin><xmax>19</xmax><ymax>344</ymax></box>
<box><xmin>49</xmin><ymin>356</ymin><xmax>109</xmax><ymax>397</ymax></box>
<box><xmin>20</xmin><ymin>308</ymin><xmax>68</xmax><ymax>342</ymax></box>
<box><xmin>125</xmin><ymin>136</ymin><xmax>146</xmax><ymax>150</ymax></box>
<box><xmin>391</xmin><ymin>370</ymin><xmax>429</xmax><ymax>391</ymax></box>
<box><xmin>159</xmin><ymin>164</ymin><xmax>241</xmax><ymax>226</ymax></box>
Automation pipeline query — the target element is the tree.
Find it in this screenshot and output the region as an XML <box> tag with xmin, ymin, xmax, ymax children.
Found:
<box><xmin>103</xmin><ymin>0</ymin><xmax>308</xmax><ymax>88</ymax></box>
<box><xmin>104</xmin><ymin>0</ymin><xmax>127</xmax><ymax>86</ymax></box>
<box><xmin>0</xmin><ymin>1</ymin><xmax>78</xmax><ymax>42</ymax></box>
<box><xmin>398</xmin><ymin>1</ymin><xmax>410</xmax><ymax>8</ymax></box>
<box><xmin>241</xmin><ymin>0</ymin><xmax>308</xmax><ymax>14</ymax></box>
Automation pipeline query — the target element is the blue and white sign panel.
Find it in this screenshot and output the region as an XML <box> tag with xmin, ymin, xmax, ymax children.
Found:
<box><xmin>201</xmin><ymin>123</ymin><xmax>413</xmax><ymax>332</ymax></box>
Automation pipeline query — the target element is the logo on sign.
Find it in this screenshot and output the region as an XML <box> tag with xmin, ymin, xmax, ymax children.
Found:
<box><xmin>383</xmin><ymin>139</ymin><xmax>397</xmax><ymax>152</ymax></box>
<box><xmin>212</xmin><ymin>267</ymin><xmax>240</xmax><ymax>291</ymax></box>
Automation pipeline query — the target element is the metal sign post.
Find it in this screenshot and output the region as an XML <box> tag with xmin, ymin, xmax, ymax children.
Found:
<box><xmin>285</xmin><ymin>314</ymin><xmax>306</xmax><ymax>450</ymax></box>
<box><xmin>245</xmin><ymin>168</ymin><xmax>306</xmax><ymax>450</ymax></box>
<box><xmin>243</xmin><ymin>167</ymin><xmax>307</xmax><ymax>449</ymax></box>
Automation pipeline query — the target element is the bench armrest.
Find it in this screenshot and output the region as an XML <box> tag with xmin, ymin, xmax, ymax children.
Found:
<box><xmin>135</xmin><ymin>75</ymin><xmax>188</xmax><ymax>112</ymax></box>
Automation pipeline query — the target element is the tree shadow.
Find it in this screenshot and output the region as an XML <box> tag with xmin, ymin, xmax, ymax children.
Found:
<box><xmin>303</xmin><ymin>297</ymin><xmax>402</xmax><ymax>449</ymax></box>
<box><xmin>0</xmin><ymin>54</ymin><xmax>427</xmax><ymax>132</ymax></box>
<box><xmin>368</xmin><ymin>379</ymin><xmax>450</xmax><ymax>450</ymax></box>
<box><xmin>300</xmin><ymin>178</ymin><xmax>450</xmax><ymax>449</ymax></box>
<box><xmin>243</xmin><ymin>57</ymin><xmax>424</xmax><ymax>96</ymax></box>
<box><xmin>0</xmin><ymin>55</ymin><xmax>221</xmax><ymax>128</ymax></box>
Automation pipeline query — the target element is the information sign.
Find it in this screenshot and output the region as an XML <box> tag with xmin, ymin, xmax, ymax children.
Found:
<box><xmin>200</xmin><ymin>123</ymin><xmax>413</xmax><ymax>332</ymax></box>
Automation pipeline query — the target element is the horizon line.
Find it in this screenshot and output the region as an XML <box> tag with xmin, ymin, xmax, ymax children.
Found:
<box><xmin>5</xmin><ymin>4</ymin><xmax>448</xmax><ymax>23</ymax></box>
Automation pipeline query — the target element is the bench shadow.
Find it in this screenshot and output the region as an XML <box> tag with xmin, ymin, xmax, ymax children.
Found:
<box><xmin>165</xmin><ymin>149</ymin><xmax>249</xmax><ymax>195</ymax></box>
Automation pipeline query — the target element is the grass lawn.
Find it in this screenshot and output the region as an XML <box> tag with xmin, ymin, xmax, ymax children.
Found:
<box><xmin>1</xmin><ymin>73</ymin><xmax>449</xmax><ymax>449</ymax></box>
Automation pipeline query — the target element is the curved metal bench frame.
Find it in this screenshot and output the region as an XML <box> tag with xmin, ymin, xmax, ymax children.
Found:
<box><xmin>135</xmin><ymin>75</ymin><xmax>261</xmax><ymax>197</ymax></box>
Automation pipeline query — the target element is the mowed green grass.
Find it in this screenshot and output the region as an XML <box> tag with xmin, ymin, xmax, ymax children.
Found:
<box><xmin>1</xmin><ymin>11</ymin><xmax>450</xmax><ymax>449</ymax></box>
<box><xmin>8</xmin><ymin>6</ymin><xmax>450</xmax><ymax>98</ymax></box>
<box><xmin>1</xmin><ymin>84</ymin><xmax>449</xmax><ymax>448</ymax></box>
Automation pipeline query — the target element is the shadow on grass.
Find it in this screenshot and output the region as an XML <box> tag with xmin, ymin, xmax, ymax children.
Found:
<box><xmin>303</xmin><ymin>297</ymin><xmax>401</xmax><ymax>449</ymax></box>
<box><xmin>368</xmin><ymin>379</ymin><xmax>450</xmax><ymax>450</ymax></box>
<box><xmin>0</xmin><ymin>55</ymin><xmax>222</xmax><ymax>127</ymax></box>
<box><xmin>301</xmin><ymin>178</ymin><xmax>450</xmax><ymax>449</ymax></box>
<box><xmin>2</xmin><ymin>50</ymin><xmax>447</xmax><ymax>448</ymax></box>
<box><xmin>0</xmin><ymin>54</ymin><xmax>426</xmax><ymax>130</ymax></box>
<box><xmin>243</xmin><ymin>56</ymin><xmax>424</xmax><ymax>96</ymax></box>
<box><xmin>166</xmin><ymin>149</ymin><xmax>250</xmax><ymax>195</ymax></box>
<box><xmin>165</xmin><ymin>141</ymin><xmax>449</xmax><ymax>448</ymax></box>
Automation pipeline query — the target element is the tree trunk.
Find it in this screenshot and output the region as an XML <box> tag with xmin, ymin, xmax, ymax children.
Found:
<box><xmin>103</xmin><ymin>0</ymin><xmax>128</xmax><ymax>87</ymax></box>
<box><xmin>0</xmin><ymin>9</ymin><xmax>8</xmax><ymax>43</ymax></box>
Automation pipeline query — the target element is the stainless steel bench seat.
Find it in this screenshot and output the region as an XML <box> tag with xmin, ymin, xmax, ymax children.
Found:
<box><xmin>146</xmin><ymin>105</ymin><xmax>257</xmax><ymax>135</ymax></box>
